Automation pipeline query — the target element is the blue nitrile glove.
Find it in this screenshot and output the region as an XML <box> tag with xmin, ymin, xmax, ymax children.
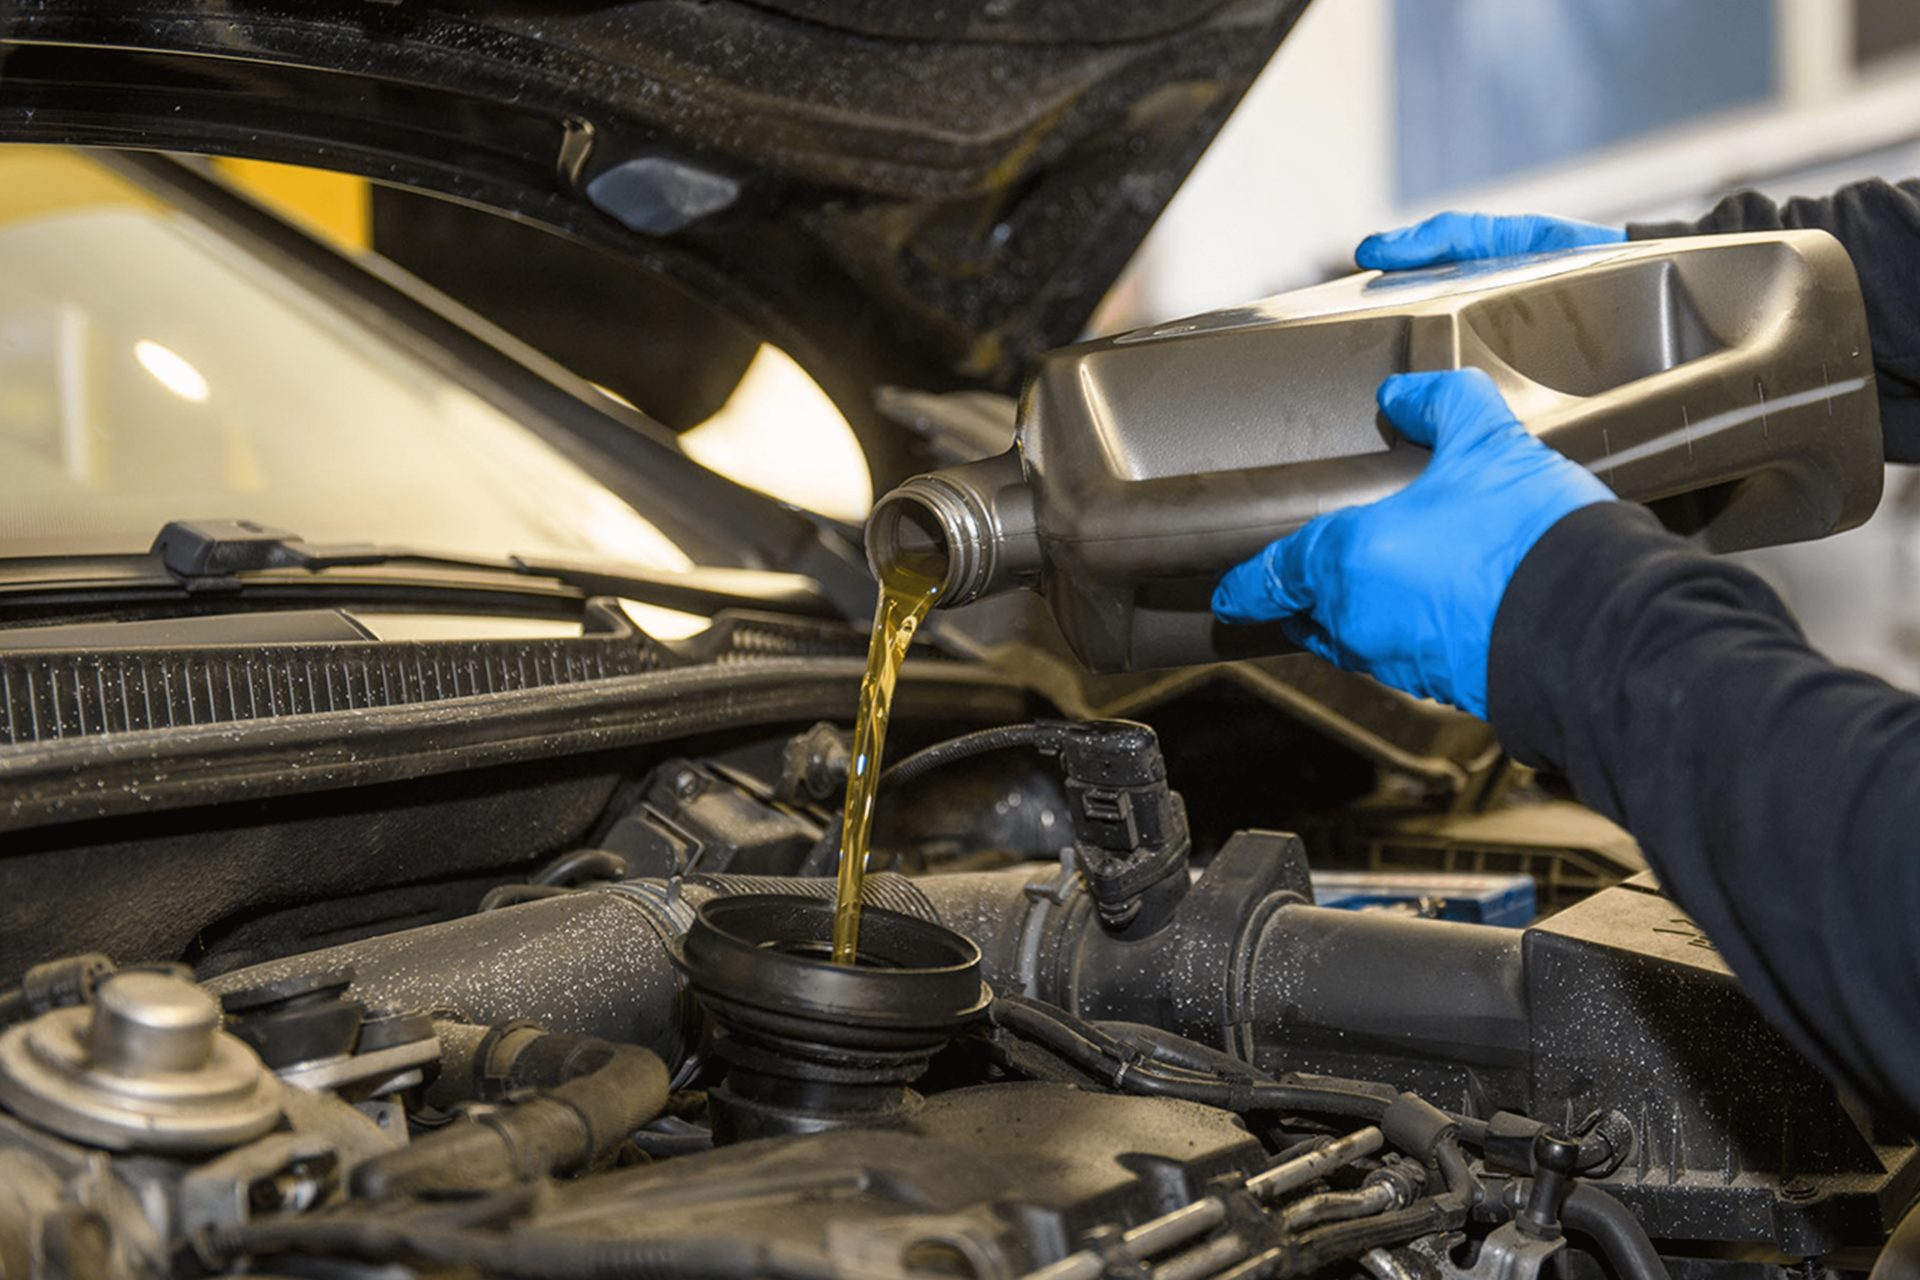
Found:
<box><xmin>1355</xmin><ymin>211</ymin><xmax>1625</xmax><ymax>271</ymax></box>
<box><xmin>1212</xmin><ymin>370</ymin><xmax>1615</xmax><ymax>718</ymax></box>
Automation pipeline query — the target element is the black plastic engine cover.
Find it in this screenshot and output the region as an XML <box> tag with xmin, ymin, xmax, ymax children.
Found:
<box><xmin>531</xmin><ymin>1083</ymin><xmax>1266</xmax><ymax>1273</ymax></box>
<box><xmin>1522</xmin><ymin>875</ymin><xmax>1919</xmax><ymax>1255</ymax></box>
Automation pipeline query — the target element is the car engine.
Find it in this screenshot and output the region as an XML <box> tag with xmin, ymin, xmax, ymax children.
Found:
<box><xmin>0</xmin><ymin>5</ymin><xmax>1908</xmax><ymax>1276</ymax></box>
<box><xmin>0</xmin><ymin>701</ymin><xmax>1911</xmax><ymax>1280</ymax></box>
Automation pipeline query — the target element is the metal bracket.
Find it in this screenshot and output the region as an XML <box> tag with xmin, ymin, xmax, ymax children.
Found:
<box><xmin>1438</xmin><ymin>1222</ymin><xmax>1566</xmax><ymax>1280</ymax></box>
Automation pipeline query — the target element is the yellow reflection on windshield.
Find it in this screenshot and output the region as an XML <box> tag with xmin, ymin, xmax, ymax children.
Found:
<box><xmin>679</xmin><ymin>344</ymin><xmax>872</xmax><ymax>523</ymax></box>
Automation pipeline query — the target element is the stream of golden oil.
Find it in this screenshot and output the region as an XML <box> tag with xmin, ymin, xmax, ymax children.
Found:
<box><xmin>831</xmin><ymin>561</ymin><xmax>942</xmax><ymax>965</ymax></box>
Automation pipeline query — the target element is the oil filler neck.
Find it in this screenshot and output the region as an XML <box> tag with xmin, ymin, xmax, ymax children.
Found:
<box><xmin>670</xmin><ymin>894</ymin><xmax>989</xmax><ymax>1143</ymax></box>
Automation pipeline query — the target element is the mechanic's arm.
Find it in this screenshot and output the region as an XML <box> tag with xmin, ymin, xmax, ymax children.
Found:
<box><xmin>1359</xmin><ymin>185</ymin><xmax>1920</xmax><ymax>459</ymax></box>
<box><xmin>1216</xmin><ymin>370</ymin><xmax>1920</xmax><ymax>1132</ymax></box>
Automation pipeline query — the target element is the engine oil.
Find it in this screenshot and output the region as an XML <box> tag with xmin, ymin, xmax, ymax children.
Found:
<box><xmin>832</xmin><ymin>560</ymin><xmax>941</xmax><ymax>964</ymax></box>
<box><xmin>864</xmin><ymin>231</ymin><xmax>1884</xmax><ymax>673</ymax></box>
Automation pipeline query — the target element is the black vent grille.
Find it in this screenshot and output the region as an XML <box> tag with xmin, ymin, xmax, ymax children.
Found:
<box><xmin>676</xmin><ymin>614</ymin><xmax>869</xmax><ymax>663</ymax></box>
<box><xmin>0</xmin><ymin>635</ymin><xmax>656</xmax><ymax>746</ymax></box>
<box><xmin>669</xmin><ymin>612</ymin><xmax>952</xmax><ymax>665</ymax></box>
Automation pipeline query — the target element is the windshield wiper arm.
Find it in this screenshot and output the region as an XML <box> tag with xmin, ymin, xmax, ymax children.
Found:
<box><xmin>149</xmin><ymin>519</ymin><xmax>840</xmax><ymax>619</ymax></box>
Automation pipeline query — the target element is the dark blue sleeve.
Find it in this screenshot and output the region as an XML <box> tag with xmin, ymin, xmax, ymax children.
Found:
<box><xmin>1488</xmin><ymin>501</ymin><xmax>1920</xmax><ymax>1132</ymax></box>
<box><xmin>1631</xmin><ymin>178</ymin><xmax>1920</xmax><ymax>461</ymax></box>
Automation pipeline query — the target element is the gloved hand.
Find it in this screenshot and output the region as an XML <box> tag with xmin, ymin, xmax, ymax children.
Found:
<box><xmin>1355</xmin><ymin>211</ymin><xmax>1624</xmax><ymax>271</ymax></box>
<box><xmin>1212</xmin><ymin>370</ymin><xmax>1615</xmax><ymax>717</ymax></box>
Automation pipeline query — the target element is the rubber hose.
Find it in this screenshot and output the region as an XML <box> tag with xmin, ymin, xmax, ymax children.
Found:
<box><xmin>533</xmin><ymin>849</ymin><xmax>632</xmax><ymax>887</ymax></box>
<box><xmin>992</xmin><ymin>996</ymin><xmax>1394</xmax><ymax>1121</ymax></box>
<box><xmin>999</xmin><ymin>998</ymin><xmax>1392</xmax><ymax>1117</ymax></box>
<box><xmin>1230</xmin><ymin>1137</ymin><xmax>1481</xmax><ymax>1279</ymax></box>
<box><xmin>1283</xmin><ymin>1185</ymin><xmax>1401</xmax><ymax>1231</ymax></box>
<box><xmin>1292</xmin><ymin>1202</ymin><xmax>1465</xmax><ymax>1272</ymax></box>
<box><xmin>891</xmin><ymin>722</ymin><xmax>1072</xmax><ymax>784</ymax></box>
<box><xmin>1099</xmin><ymin>1020</ymin><xmax>1271</xmax><ymax>1079</ymax></box>
<box><xmin>1218</xmin><ymin>1201</ymin><xmax>1468</xmax><ymax>1280</ymax></box>
<box><xmin>1435</xmin><ymin>1137</ymin><xmax>1482</xmax><ymax>1209</ymax></box>
<box><xmin>1560</xmin><ymin>1186</ymin><xmax>1667</xmax><ymax>1280</ymax></box>
<box><xmin>350</xmin><ymin>1037</ymin><xmax>670</xmax><ymax>1198</ymax></box>
<box><xmin>478</xmin><ymin>883</ymin><xmax>580</xmax><ymax>912</ymax></box>
<box><xmin>800</xmin><ymin>722</ymin><xmax>1064</xmax><ymax>873</ymax></box>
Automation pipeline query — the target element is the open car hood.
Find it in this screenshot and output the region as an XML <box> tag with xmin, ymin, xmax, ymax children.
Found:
<box><xmin>0</xmin><ymin>1</ymin><xmax>1308</xmax><ymax>405</ymax></box>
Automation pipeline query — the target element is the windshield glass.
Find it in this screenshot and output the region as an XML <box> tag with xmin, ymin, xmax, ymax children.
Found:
<box><xmin>0</xmin><ymin>148</ymin><xmax>690</xmax><ymax>569</ymax></box>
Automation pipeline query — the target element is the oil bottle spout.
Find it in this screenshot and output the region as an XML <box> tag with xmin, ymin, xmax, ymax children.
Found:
<box><xmin>866</xmin><ymin>451</ymin><xmax>1040</xmax><ymax>607</ymax></box>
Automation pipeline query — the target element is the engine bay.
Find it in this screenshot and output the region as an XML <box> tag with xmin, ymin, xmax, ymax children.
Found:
<box><xmin>0</xmin><ymin>700</ymin><xmax>1910</xmax><ymax>1280</ymax></box>
<box><xmin>0</xmin><ymin>9</ymin><xmax>1910</xmax><ymax>1276</ymax></box>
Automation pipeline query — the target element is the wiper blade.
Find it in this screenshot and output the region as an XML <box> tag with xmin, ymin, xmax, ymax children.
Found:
<box><xmin>148</xmin><ymin>519</ymin><xmax>840</xmax><ymax>620</ymax></box>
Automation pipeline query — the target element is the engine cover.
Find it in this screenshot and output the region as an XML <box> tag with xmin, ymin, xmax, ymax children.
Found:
<box><xmin>535</xmin><ymin>1084</ymin><xmax>1267</xmax><ymax>1274</ymax></box>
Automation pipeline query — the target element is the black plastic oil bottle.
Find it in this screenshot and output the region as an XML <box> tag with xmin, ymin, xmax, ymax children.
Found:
<box><xmin>865</xmin><ymin>231</ymin><xmax>1883</xmax><ymax>672</ymax></box>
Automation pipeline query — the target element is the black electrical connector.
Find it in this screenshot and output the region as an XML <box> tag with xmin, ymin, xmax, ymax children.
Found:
<box><xmin>1049</xmin><ymin>719</ymin><xmax>1191</xmax><ymax>935</ymax></box>
<box><xmin>796</xmin><ymin>719</ymin><xmax>1195</xmax><ymax>933</ymax></box>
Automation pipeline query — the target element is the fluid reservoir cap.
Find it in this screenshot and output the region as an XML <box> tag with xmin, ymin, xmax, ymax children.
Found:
<box><xmin>88</xmin><ymin>971</ymin><xmax>220</xmax><ymax>1072</ymax></box>
<box><xmin>0</xmin><ymin>971</ymin><xmax>281</xmax><ymax>1154</ymax></box>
